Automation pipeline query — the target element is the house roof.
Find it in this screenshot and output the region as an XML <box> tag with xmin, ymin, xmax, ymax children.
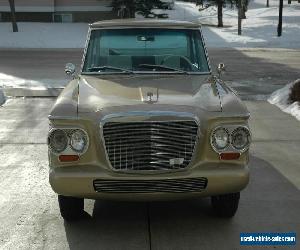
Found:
<box><xmin>90</xmin><ymin>19</ymin><xmax>201</xmax><ymax>29</ymax></box>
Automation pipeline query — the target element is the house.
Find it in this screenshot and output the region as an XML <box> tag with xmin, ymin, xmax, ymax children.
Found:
<box><xmin>0</xmin><ymin>0</ymin><xmax>116</xmax><ymax>22</ymax></box>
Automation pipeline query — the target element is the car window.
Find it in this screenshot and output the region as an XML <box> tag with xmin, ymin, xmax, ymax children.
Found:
<box><xmin>83</xmin><ymin>28</ymin><xmax>210</xmax><ymax>74</ymax></box>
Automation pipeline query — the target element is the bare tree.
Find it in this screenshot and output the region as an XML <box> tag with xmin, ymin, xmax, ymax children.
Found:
<box><xmin>277</xmin><ymin>0</ymin><xmax>283</xmax><ymax>36</ymax></box>
<box><xmin>238</xmin><ymin>0</ymin><xmax>242</xmax><ymax>35</ymax></box>
<box><xmin>217</xmin><ymin>0</ymin><xmax>224</xmax><ymax>27</ymax></box>
<box><xmin>8</xmin><ymin>0</ymin><xmax>18</xmax><ymax>32</ymax></box>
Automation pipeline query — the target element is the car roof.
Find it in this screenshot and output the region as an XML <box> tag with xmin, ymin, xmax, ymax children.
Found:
<box><xmin>90</xmin><ymin>19</ymin><xmax>201</xmax><ymax>29</ymax></box>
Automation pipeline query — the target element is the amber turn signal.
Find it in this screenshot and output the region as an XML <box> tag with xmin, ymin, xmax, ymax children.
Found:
<box><xmin>59</xmin><ymin>155</ymin><xmax>80</xmax><ymax>162</ymax></box>
<box><xmin>219</xmin><ymin>152</ymin><xmax>240</xmax><ymax>160</ymax></box>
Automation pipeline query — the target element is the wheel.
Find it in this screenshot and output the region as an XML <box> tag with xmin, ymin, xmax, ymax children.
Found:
<box><xmin>211</xmin><ymin>192</ymin><xmax>240</xmax><ymax>218</ymax></box>
<box><xmin>58</xmin><ymin>195</ymin><xmax>84</xmax><ymax>221</ymax></box>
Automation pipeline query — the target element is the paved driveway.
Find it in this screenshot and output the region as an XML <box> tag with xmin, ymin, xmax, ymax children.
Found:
<box><xmin>0</xmin><ymin>98</ymin><xmax>299</xmax><ymax>250</ymax></box>
<box><xmin>1</xmin><ymin>48</ymin><xmax>300</xmax><ymax>99</ymax></box>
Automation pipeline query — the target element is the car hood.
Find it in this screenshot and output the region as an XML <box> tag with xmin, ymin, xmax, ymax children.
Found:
<box><xmin>77</xmin><ymin>74</ymin><xmax>222</xmax><ymax>113</ymax></box>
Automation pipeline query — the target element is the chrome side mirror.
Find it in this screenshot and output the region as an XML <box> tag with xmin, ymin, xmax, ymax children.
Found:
<box><xmin>65</xmin><ymin>63</ymin><xmax>76</xmax><ymax>76</ymax></box>
<box><xmin>217</xmin><ymin>63</ymin><xmax>226</xmax><ymax>78</ymax></box>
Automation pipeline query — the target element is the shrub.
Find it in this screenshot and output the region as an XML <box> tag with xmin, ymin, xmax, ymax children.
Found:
<box><xmin>289</xmin><ymin>79</ymin><xmax>300</xmax><ymax>104</ymax></box>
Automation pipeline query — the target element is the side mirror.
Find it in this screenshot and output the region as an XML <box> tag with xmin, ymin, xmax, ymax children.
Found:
<box><xmin>65</xmin><ymin>63</ymin><xmax>76</xmax><ymax>76</ymax></box>
<box><xmin>217</xmin><ymin>63</ymin><xmax>226</xmax><ymax>78</ymax></box>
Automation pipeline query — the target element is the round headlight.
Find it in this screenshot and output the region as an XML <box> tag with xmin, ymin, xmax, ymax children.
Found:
<box><xmin>70</xmin><ymin>129</ymin><xmax>88</xmax><ymax>153</ymax></box>
<box><xmin>211</xmin><ymin>127</ymin><xmax>230</xmax><ymax>151</ymax></box>
<box><xmin>231</xmin><ymin>127</ymin><xmax>251</xmax><ymax>151</ymax></box>
<box><xmin>48</xmin><ymin>129</ymin><xmax>68</xmax><ymax>153</ymax></box>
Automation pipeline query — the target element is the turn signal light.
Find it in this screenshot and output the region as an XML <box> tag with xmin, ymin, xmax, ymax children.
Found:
<box><xmin>59</xmin><ymin>155</ymin><xmax>80</xmax><ymax>162</ymax></box>
<box><xmin>220</xmin><ymin>152</ymin><xmax>240</xmax><ymax>160</ymax></box>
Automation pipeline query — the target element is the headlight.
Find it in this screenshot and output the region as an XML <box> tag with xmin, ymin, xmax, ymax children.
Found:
<box><xmin>48</xmin><ymin>129</ymin><xmax>68</xmax><ymax>153</ymax></box>
<box><xmin>211</xmin><ymin>127</ymin><xmax>230</xmax><ymax>151</ymax></box>
<box><xmin>231</xmin><ymin>127</ymin><xmax>251</xmax><ymax>151</ymax></box>
<box><xmin>70</xmin><ymin>129</ymin><xmax>88</xmax><ymax>153</ymax></box>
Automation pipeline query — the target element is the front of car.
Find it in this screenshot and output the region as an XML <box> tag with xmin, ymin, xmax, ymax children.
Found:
<box><xmin>48</xmin><ymin>20</ymin><xmax>251</xmax><ymax>220</ymax></box>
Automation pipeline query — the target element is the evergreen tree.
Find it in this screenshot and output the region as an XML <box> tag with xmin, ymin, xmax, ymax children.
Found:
<box><xmin>112</xmin><ymin>0</ymin><xmax>168</xmax><ymax>18</ymax></box>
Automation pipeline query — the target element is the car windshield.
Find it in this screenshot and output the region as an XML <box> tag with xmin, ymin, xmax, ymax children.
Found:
<box><xmin>82</xmin><ymin>28</ymin><xmax>210</xmax><ymax>74</ymax></box>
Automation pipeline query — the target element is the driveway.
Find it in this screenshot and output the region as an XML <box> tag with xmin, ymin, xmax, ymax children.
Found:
<box><xmin>0</xmin><ymin>98</ymin><xmax>299</xmax><ymax>250</ymax></box>
<box><xmin>1</xmin><ymin>48</ymin><xmax>300</xmax><ymax>99</ymax></box>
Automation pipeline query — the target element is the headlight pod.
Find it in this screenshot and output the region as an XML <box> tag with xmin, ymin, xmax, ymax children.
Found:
<box><xmin>70</xmin><ymin>129</ymin><xmax>88</xmax><ymax>153</ymax></box>
<box><xmin>210</xmin><ymin>127</ymin><xmax>230</xmax><ymax>151</ymax></box>
<box><xmin>48</xmin><ymin>129</ymin><xmax>68</xmax><ymax>153</ymax></box>
<box><xmin>48</xmin><ymin>128</ymin><xmax>89</xmax><ymax>154</ymax></box>
<box><xmin>231</xmin><ymin>127</ymin><xmax>251</xmax><ymax>151</ymax></box>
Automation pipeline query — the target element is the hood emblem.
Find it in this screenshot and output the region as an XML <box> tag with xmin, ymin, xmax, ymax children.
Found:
<box><xmin>142</xmin><ymin>88</ymin><xmax>159</xmax><ymax>104</ymax></box>
<box><xmin>147</xmin><ymin>92</ymin><xmax>153</xmax><ymax>102</ymax></box>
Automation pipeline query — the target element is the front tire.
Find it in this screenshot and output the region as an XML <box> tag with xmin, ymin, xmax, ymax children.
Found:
<box><xmin>58</xmin><ymin>195</ymin><xmax>84</xmax><ymax>221</ymax></box>
<box><xmin>211</xmin><ymin>192</ymin><xmax>240</xmax><ymax>218</ymax></box>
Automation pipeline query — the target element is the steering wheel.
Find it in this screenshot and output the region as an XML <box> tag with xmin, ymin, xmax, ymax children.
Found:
<box><xmin>161</xmin><ymin>55</ymin><xmax>195</xmax><ymax>71</ymax></box>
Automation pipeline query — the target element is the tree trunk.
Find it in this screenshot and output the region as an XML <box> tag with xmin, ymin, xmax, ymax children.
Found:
<box><xmin>266</xmin><ymin>0</ymin><xmax>269</xmax><ymax>7</ymax></box>
<box><xmin>238</xmin><ymin>0</ymin><xmax>242</xmax><ymax>35</ymax></box>
<box><xmin>278</xmin><ymin>0</ymin><xmax>283</xmax><ymax>37</ymax></box>
<box><xmin>217</xmin><ymin>0</ymin><xmax>223</xmax><ymax>27</ymax></box>
<box><xmin>288</xmin><ymin>0</ymin><xmax>291</xmax><ymax>4</ymax></box>
<box><xmin>8</xmin><ymin>0</ymin><xmax>18</xmax><ymax>32</ymax></box>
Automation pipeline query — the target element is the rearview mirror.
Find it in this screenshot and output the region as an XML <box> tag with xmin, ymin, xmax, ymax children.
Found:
<box><xmin>65</xmin><ymin>63</ymin><xmax>76</xmax><ymax>76</ymax></box>
<box><xmin>217</xmin><ymin>63</ymin><xmax>226</xmax><ymax>78</ymax></box>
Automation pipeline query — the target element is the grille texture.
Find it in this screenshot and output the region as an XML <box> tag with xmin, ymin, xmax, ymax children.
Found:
<box><xmin>102</xmin><ymin>121</ymin><xmax>198</xmax><ymax>171</ymax></box>
<box><xmin>93</xmin><ymin>178</ymin><xmax>208</xmax><ymax>193</ymax></box>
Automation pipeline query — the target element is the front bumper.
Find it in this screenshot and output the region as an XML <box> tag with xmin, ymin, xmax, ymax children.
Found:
<box><xmin>49</xmin><ymin>163</ymin><xmax>249</xmax><ymax>201</ymax></box>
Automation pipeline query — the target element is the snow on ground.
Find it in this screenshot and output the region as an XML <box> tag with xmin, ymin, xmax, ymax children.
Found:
<box><xmin>161</xmin><ymin>0</ymin><xmax>300</xmax><ymax>48</ymax></box>
<box><xmin>0</xmin><ymin>0</ymin><xmax>299</xmax><ymax>49</ymax></box>
<box><xmin>268</xmin><ymin>80</ymin><xmax>300</xmax><ymax>121</ymax></box>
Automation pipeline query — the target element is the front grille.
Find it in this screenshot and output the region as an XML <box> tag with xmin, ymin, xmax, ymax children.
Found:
<box><xmin>93</xmin><ymin>178</ymin><xmax>208</xmax><ymax>193</ymax></box>
<box><xmin>102</xmin><ymin>121</ymin><xmax>198</xmax><ymax>171</ymax></box>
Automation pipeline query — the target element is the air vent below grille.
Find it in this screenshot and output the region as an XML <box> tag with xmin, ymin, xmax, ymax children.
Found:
<box><xmin>93</xmin><ymin>178</ymin><xmax>208</xmax><ymax>193</ymax></box>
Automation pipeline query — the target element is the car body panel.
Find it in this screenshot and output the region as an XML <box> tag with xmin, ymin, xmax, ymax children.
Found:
<box><xmin>48</xmin><ymin>19</ymin><xmax>251</xmax><ymax>200</ymax></box>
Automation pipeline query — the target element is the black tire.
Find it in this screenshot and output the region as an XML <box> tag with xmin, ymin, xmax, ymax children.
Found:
<box><xmin>211</xmin><ymin>192</ymin><xmax>240</xmax><ymax>218</ymax></box>
<box><xmin>58</xmin><ymin>195</ymin><xmax>84</xmax><ymax>221</ymax></box>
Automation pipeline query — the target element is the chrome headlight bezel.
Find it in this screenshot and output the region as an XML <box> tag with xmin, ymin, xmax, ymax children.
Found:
<box><xmin>70</xmin><ymin>129</ymin><xmax>89</xmax><ymax>153</ymax></box>
<box><xmin>231</xmin><ymin>126</ymin><xmax>251</xmax><ymax>152</ymax></box>
<box><xmin>48</xmin><ymin>129</ymin><xmax>68</xmax><ymax>154</ymax></box>
<box><xmin>210</xmin><ymin>125</ymin><xmax>251</xmax><ymax>154</ymax></box>
<box><xmin>48</xmin><ymin>128</ymin><xmax>89</xmax><ymax>155</ymax></box>
<box><xmin>210</xmin><ymin>127</ymin><xmax>230</xmax><ymax>152</ymax></box>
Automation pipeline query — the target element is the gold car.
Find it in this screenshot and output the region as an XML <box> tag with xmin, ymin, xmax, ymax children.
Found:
<box><xmin>48</xmin><ymin>19</ymin><xmax>251</xmax><ymax>220</ymax></box>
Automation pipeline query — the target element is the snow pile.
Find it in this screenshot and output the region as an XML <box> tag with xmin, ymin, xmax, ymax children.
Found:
<box><xmin>0</xmin><ymin>22</ymin><xmax>88</xmax><ymax>48</ymax></box>
<box><xmin>268</xmin><ymin>80</ymin><xmax>300</xmax><ymax>121</ymax></box>
<box><xmin>0</xmin><ymin>73</ymin><xmax>67</xmax><ymax>89</ymax></box>
<box><xmin>0</xmin><ymin>89</ymin><xmax>6</xmax><ymax>106</ymax></box>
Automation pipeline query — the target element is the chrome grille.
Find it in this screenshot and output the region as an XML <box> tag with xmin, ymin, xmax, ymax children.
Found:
<box><xmin>102</xmin><ymin>120</ymin><xmax>198</xmax><ymax>171</ymax></box>
<box><xmin>93</xmin><ymin>178</ymin><xmax>208</xmax><ymax>193</ymax></box>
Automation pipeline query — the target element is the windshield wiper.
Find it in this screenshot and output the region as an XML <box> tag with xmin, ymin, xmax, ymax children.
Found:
<box><xmin>138</xmin><ymin>64</ymin><xmax>189</xmax><ymax>74</ymax></box>
<box><xmin>87</xmin><ymin>66</ymin><xmax>134</xmax><ymax>74</ymax></box>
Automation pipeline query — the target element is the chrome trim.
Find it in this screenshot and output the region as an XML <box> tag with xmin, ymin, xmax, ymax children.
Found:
<box><xmin>99</xmin><ymin>112</ymin><xmax>200</xmax><ymax>174</ymax></box>
<box><xmin>101</xmin><ymin>111</ymin><xmax>200</xmax><ymax>122</ymax></box>
<box><xmin>80</xmin><ymin>27</ymin><xmax>91</xmax><ymax>73</ymax></box>
<box><xmin>199</xmin><ymin>27</ymin><xmax>212</xmax><ymax>74</ymax></box>
<box><xmin>210</xmin><ymin>125</ymin><xmax>251</xmax><ymax>154</ymax></box>
<box><xmin>48</xmin><ymin>127</ymin><xmax>89</xmax><ymax>156</ymax></box>
<box><xmin>48</xmin><ymin>115</ymin><xmax>79</xmax><ymax>120</ymax></box>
